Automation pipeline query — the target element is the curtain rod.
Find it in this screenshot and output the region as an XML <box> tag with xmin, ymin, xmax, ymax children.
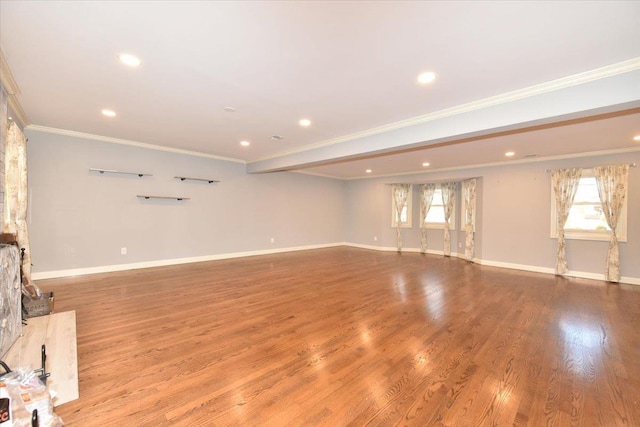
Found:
<box><xmin>545</xmin><ymin>163</ymin><xmax>636</xmax><ymax>172</ymax></box>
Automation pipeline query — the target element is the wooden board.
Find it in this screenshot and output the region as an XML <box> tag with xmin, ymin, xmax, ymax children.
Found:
<box><xmin>3</xmin><ymin>311</ymin><xmax>78</xmax><ymax>406</ymax></box>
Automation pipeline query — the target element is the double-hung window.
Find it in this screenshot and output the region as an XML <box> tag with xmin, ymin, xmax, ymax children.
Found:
<box><xmin>550</xmin><ymin>170</ymin><xmax>628</xmax><ymax>241</ymax></box>
<box><xmin>424</xmin><ymin>186</ymin><xmax>455</xmax><ymax>229</ymax></box>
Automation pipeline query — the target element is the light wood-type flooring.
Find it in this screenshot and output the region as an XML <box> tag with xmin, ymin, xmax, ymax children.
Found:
<box><xmin>5</xmin><ymin>311</ymin><xmax>79</xmax><ymax>406</ymax></box>
<box><xmin>39</xmin><ymin>247</ymin><xmax>640</xmax><ymax>426</ymax></box>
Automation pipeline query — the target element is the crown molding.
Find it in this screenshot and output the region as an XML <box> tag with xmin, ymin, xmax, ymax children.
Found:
<box><xmin>25</xmin><ymin>125</ymin><xmax>246</xmax><ymax>164</ymax></box>
<box><xmin>1</xmin><ymin>48</ymin><xmax>30</xmax><ymax>127</ymax></box>
<box><xmin>7</xmin><ymin>95</ymin><xmax>29</xmax><ymax>129</ymax></box>
<box><xmin>253</xmin><ymin>58</ymin><xmax>640</xmax><ymax>164</ymax></box>
<box><xmin>0</xmin><ymin>48</ymin><xmax>20</xmax><ymax>96</ymax></box>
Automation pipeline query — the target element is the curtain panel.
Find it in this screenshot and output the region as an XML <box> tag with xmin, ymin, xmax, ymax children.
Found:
<box><xmin>3</xmin><ymin>121</ymin><xmax>34</xmax><ymax>290</ymax></box>
<box><xmin>594</xmin><ymin>164</ymin><xmax>629</xmax><ymax>282</ymax></box>
<box><xmin>462</xmin><ymin>179</ymin><xmax>476</xmax><ymax>261</ymax></box>
<box><xmin>551</xmin><ymin>168</ymin><xmax>582</xmax><ymax>275</ymax></box>
<box><xmin>440</xmin><ymin>182</ymin><xmax>456</xmax><ymax>256</ymax></box>
<box><xmin>392</xmin><ymin>184</ymin><xmax>411</xmax><ymax>252</ymax></box>
<box><xmin>419</xmin><ymin>184</ymin><xmax>436</xmax><ymax>253</ymax></box>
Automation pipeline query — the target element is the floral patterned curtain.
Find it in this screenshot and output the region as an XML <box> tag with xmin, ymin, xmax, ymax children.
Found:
<box><xmin>392</xmin><ymin>184</ymin><xmax>411</xmax><ymax>252</ymax></box>
<box><xmin>594</xmin><ymin>164</ymin><xmax>629</xmax><ymax>282</ymax></box>
<box><xmin>440</xmin><ymin>182</ymin><xmax>456</xmax><ymax>256</ymax></box>
<box><xmin>551</xmin><ymin>168</ymin><xmax>582</xmax><ymax>275</ymax></box>
<box><xmin>462</xmin><ymin>179</ymin><xmax>476</xmax><ymax>261</ymax></box>
<box><xmin>419</xmin><ymin>184</ymin><xmax>436</xmax><ymax>253</ymax></box>
<box><xmin>3</xmin><ymin>121</ymin><xmax>35</xmax><ymax>292</ymax></box>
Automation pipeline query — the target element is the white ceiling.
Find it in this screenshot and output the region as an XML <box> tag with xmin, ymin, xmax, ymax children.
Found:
<box><xmin>1</xmin><ymin>1</ymin><xmax>639</xmax><ymax>179</ymax></box>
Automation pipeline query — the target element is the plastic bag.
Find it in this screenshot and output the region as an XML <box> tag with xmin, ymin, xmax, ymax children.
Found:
<box><xmin>0</xmin><ymin>367</ymin><xmax>63</xmax><ymax>427</ymax></box>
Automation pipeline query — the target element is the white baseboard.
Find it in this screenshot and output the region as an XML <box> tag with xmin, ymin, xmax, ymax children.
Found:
<box><xmin>345</xmin><ymin>243</ymin><xmax>640</xmax><ymax>286</ymax></box>
<box><xmin>477</xmin><ymin>258</ymin><xmax>640</xmax><ymax>286</ymax></box>
<box><xmin>32</xmin><ymin>242</ymin><xmax>640</xmax><ymax>286</ymax></box>
<box><xmin>32</xmin><ymin>242</ymin><xmax>345</xmax><ymax>280</ymax></box>
<box><xmin>344</xmin><ymin>242</ymin><xmax>462</xmax><ymax>258</ymax></box>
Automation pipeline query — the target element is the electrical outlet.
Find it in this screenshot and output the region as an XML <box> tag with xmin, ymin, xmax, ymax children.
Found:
<box><xmin>270</xmin><ymin>237</ymin><xmax>275</xmax><ymax>243</ymax></box>
<box><xmin>458</xmin><ymin>243</ymin><xmax>462</xmax><ymax>248</ymax></box>
<box><xmin>121</xmin><ymin>247</ymin><xmax>127</xmax><ymax>255</ymax></box>
<box><xmin>374</xmin><ymin>236</ymin><xmax>378</xmax><ymax>241</ymax></box>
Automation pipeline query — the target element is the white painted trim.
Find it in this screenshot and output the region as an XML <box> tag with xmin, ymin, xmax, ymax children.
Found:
<box><xmin>0</xmin><ymin>48</ymin><xmax>21</xmax><ymax>96</ymax></box>
<box><xmin>1</xmin><ymin>48</ymin><xmax>30</xmax><ymax>127</ymax></box>
<box><xmin>477</xmin><ymin>258</ymin><xmax>640</xmax><ymax>286</ymax></box>
<box><xmin>24</xmin><ymin>125</ymin><xmax>246</xmax><ymax>164</ymax></box>
<box><xmin>7</xmin><ymin>96</ymin><xmax>29</xmax><ymax>129</ymax></box>
<box><xmin>32</xmin><ymin>242</ymin><xmax>344</xmax><ymax>280</ymax></box>
<box><xmin>344</xmin><ymin>242</ymin><xmax>461</xmax><ymax>257</ymax></box>
<box><xmin>33</xmin><ymin>242</ymin><xmax>639</xmax><ymax>286</ymax></box>
<box><xmin>345</xmin><ymin>243</ymin><xmax>639</xmax><ymax>286</ymax></box>
<box><xmin>252</xmin><ymin>58</ymin><xmax>640</xmax><ymax>163</ymax></box>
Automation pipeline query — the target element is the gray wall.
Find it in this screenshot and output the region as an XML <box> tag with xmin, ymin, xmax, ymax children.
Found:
<box><xmin>25</xmin><ymin>127</ymin><xmax>640</xmax><ymax>282</ymax></box>
<box><xmin>345</xmin><ymin>176</ymin><xmax>466</xmax><ymax>253</ymax></box>
<box><xmin>345</xmin><ymin>151</ymin><xmax>640</xmax><ymax>280</ymax></box>
<box><xmin>26</xmin><ymin>130</ymin><xmax>345</xmax><ymax>273</ymax></box>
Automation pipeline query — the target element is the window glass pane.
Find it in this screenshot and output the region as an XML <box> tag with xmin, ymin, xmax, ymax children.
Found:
<box><xmin>394</xmin><ymin>204</ymin><xmax>408</xmax><ymax>224</ymax></box>
<box><xmin>573</xmin><ymin>177</ymin><xmax>600</xmax><ymax>203</ymax></box>
<box><xmin>425</xmin><ymin>207</ymin><xmax>445</xmax><ymax>223</ymax></box>
<box><xmin>425</xmin><ymin>188</ymin><xmax>447</xmax><ymax>224</ymax></box>
<box><xmin>565</xmin><ymin>203</ymin><xmax>609</xmax><ymax>231</ymax></box>
<box><xmin>564</xmin><ymin>177</ymin><xmax>609</xmax><ymax>231</ymax></box>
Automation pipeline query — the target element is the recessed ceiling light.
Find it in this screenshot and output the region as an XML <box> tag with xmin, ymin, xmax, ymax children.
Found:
<box><xmin>299</xmin><ymin>119</ymin><xmax>311</xmax><ymax>127</ymax></box>
<box><xmin>366</xmin><ymin>169</ymin><xmax>372</xmax><ymax>173</ymax></box>
<box><xmin>505</xmin><ymin>151</ymin><xmax>515</xmax><ymax>157</ymax></box>
<box><xmin>119</xmin><ymin>53</ymin><xmax>141</xmax><ymax>67</ymax></box>
<box><xmin>240</xmin><ymin>140</ymin><xmax>250</xmax><ymax>147</ymax></box>
<box><xmin>633</xmin><ymin>135</ymin><xmax>640</xmax><ymax>141</ymax></box>
<box><xmin>101</xmin><ymin>109</ymin><xmax>116</xmax><ymax>117</ymax></box>
<box><xmin>422</xmin><ymin>162</ymin><xmax>430</xmax><ymax>167</ymax></box>
<box><xmin>417</xmin><ymin>71</ymin><xmax>436</xmax><ymax>85</ymax></box>
<box><xmin>270</xmin><ymin>135</ymin><xmax>284</xmax><ymax>140</ymax></box>
<box><xmin>223</xmin><ymin>107</ymin><xmax>236</xmax><ymax>113</ymax></box>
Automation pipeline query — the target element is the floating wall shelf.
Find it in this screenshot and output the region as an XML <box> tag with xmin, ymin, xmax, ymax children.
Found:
<box><xmin>90</xmin><ymin>168</ymin><xmax>152</xmax><ymax>177</ymax></box>
<box><xmin>137</xmin><ymin>195</ymin><xmax>190</xmax><ymax>201</ymax></box>
<box><xmin>174</xmin><ymin>176</ymin><xmax>220</xmax><ymax>184</ymax></box>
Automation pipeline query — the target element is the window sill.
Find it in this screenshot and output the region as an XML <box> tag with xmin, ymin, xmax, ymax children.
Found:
<box><xmin>551</xmin><ymin>230</ymin><xmax>627</xmax><ymax>242</ymax></box>
<box><xmin>422</xmin><ymin>223</ymin><xmax>456</xmax><ymax>230</ymax></box>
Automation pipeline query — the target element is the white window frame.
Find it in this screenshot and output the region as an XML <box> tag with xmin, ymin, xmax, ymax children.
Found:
<box><xmin>423</xmin><ymin>185</ymin><xmax>456</xmax><ymax>230</ymax></box>
<box><xmin>391</xmin><ymin>188</ymin><xmax>413</xmax><ymax>228</ymax></box>
<box><xmin>550</xmin><ymin>169</ymin><xmax>628</xmax><ymax>242</ymax></box>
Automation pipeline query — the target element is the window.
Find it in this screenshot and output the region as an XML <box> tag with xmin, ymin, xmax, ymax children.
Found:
<box><xmin>423</xmin><ymin>186</ymin><xmax>455</xmax><ymax>229</ymax></box>
<box><xmin>550</xmin><ymin>170</ymin><xmax>627</xmax><ymax>241</ymax></box>
<box><xmin>391</xmin><ymin>189</ymin><xmax>412</xmax><ymax>227</ymax></box>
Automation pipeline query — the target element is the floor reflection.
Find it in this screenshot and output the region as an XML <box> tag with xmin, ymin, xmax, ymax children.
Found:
<box><xmin>392</xmin><ymin>274</ymin><xmax>407</xmax><ymax>304</ymax></box>
<box><xmin>423</xmin><ymin>282</ymin><xmax>445</xmax><ymax>321</ymax></box>
<box><xmin>558</xmin><ymin>317</ymin><xmax>603</xmax><ymax>377</ymax></box>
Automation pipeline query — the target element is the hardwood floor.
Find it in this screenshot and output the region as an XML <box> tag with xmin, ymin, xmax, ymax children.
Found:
<box><xmin>39</xmin><ymin>247</ymin><xmax>640</xmax><ymax>426</ymax></box>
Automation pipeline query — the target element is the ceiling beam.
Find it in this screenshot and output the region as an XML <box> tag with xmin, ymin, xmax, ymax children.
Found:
<box><xmin>247</xmin><ymin>68</ymin><xmax>640</xmax><ymax>174</ymax></box>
